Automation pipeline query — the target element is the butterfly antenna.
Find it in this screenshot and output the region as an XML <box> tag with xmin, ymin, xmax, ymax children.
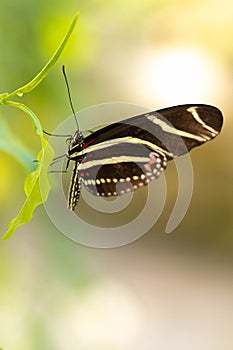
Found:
<box><xmin>62</xmin><ymin>65</ymin><xmax>79</xmax><ymax>131</ymax></box>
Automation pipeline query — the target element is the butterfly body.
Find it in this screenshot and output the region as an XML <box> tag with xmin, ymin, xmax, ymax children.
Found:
<box><xmin>66</xmin><ymin>104</ymin><xmax>223</xmax><ymax>210</ymax></box>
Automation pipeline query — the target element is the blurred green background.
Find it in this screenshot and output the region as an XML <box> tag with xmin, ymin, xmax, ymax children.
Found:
<box><xmin>0</xmin><ymin>0</ymin><xmax>232</xmax><ymax>349</ymax></box>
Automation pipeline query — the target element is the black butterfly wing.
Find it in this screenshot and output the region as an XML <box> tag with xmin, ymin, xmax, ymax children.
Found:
<box><xmin>79</xmin><ymin>142</ymin><xmax>167</xmax><ymax>197</ymax></box>
<box><xmin>78</xmin><ymin>104</ymin><xmax>223</xmax><ymax>161</ymax></box>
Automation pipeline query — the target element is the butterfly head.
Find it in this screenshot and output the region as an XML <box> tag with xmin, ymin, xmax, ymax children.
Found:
<box><xmin>66</xmin><ymin>130</ymin><xmax>83</xmax><ymax>147</ymax></box>
<box><xmin>66</xmin><ymin>130</ymin><xmax>84</xmax><ymax>155</ymax></box>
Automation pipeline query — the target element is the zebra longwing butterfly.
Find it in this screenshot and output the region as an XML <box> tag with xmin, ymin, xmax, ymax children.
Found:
<box><xmin>65</xmin><ymin>104</ymin><xmax>223</xmax><ymax>210</ymax></box>
<box><xmin>50</xmin><ymin>67</ymin><xmax>223</xmax><ymax>210</ymax></box>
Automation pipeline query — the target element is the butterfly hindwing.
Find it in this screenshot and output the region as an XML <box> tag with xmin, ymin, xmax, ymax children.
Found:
<box><xmin>78</xmin><ymin>142</ymin><xmax>167</xmax><ymax>197</ymax></box>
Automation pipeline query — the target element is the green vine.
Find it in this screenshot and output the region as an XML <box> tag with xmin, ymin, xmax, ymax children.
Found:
<box><xmin>0</xmin><ymin>12</ymin><xmax>79</xmax><ymax>239</ymax></box>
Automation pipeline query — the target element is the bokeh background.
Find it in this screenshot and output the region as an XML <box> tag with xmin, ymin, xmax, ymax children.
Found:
<box><xmin>0</xmin><ymin>0</ymin><xmax>232</xmax><ymax>349</ymax></box>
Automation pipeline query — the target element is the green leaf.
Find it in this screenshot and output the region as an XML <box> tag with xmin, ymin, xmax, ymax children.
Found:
<box><xmin>1</xmin><ymin>101</ymin><xmax>54</xmax><ymax>240</ymax></box>
<box><xmin>0</xmin><ymin>12</ymin><xmax>79</xmax><ymax>239</ymax></box>
<box><xmin>5</xmin><ymin>100</ymin><xmax>43</xmax><ymax>136</ymax></box>
<box><xmin>2</xmin><ymin>138</ymin><xmax>54</xmax><ymax>240</ymax></box>
<box><xmin>0</xmin><ymin>116</ymin><xmax>36</xmax><ymax>171</ymax></box>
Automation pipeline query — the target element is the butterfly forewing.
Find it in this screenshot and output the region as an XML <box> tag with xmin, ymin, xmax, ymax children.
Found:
<box><xmin>71</xmin><ymin>104</ymin><xmax>223</xmax><ymax>160</ymax></box>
